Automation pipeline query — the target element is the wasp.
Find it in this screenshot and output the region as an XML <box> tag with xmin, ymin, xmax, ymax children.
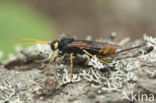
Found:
<box><xmin>17</xmin><ymin>38</ymin><xmax>143</xmax><ymax>80</ymax></box>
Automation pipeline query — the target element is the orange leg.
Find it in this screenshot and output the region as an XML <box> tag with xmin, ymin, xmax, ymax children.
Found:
<box><xmin>70</xmin><ymin>53</ymin><xmax>73</xmax><ymax>81</ymax></box>
<box><xmin>40</xmin><ymin>50</ymin><xmax>58</xmax><ymax>73</ymax></box>
<box><xmin>82</xmin><ymin>50</ymin><xmax>109</xmax><ymax>65</ymax></box>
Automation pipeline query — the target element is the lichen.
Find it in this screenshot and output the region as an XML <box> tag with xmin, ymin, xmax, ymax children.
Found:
<box><xmin>144</xmin><ymin>34</ymin><xmax>156</xmax><ymax>49</ymax></box>
<box><xmin>80</xmin><ymin>68</ymin><xmax>104</xmax><ymax>84</ymax></box>
<box><xmin>0</xmin><ymin>81</ymin><xmax>23</xmax><ymax>103</ymax></box>
<box><xmin>61</xmin><ymin>68</ymin><xmax>81</xmax><ymax>84</ymax></box>
<box><xmin>88</xmin><ymin>55</ymin><xmax>106</xmax><ymax>70</ymax></box>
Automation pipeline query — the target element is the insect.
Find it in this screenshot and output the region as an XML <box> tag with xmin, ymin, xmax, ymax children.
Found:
<box><xmin>17</xmin><ymin>38</ymin><xmax>143</xmax><ymax>80</ymax></box>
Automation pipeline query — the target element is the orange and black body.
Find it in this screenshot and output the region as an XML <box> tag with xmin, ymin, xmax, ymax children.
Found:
<box><xmin>50</xmin><ymin>38</ymin><xmax>122</xmax><ymax>57</ymax></box>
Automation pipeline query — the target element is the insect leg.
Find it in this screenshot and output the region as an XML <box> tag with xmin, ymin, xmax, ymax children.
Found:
<box><xmin>53</xmin><ymin>52</ymin><xmax>59</xmax><ymax>64</ymax></box>
<box><xmin>40</xmin><ymin>50</ymin><xmax>58</xmax><ymax>73</ymax></box>
<box><xmin>82</xmin><ymin>50</ymin><xmax>109</xmax><ymax>65</ymax></box>
<box><xmin>70</xmin><ymin>53</ymin><xmax>73</xmax><ymax>81</ymax></box>
<box><xmin>98</xmin><ymin>55</ymin><xmax>111</xmax><ymax>63</ymax></box>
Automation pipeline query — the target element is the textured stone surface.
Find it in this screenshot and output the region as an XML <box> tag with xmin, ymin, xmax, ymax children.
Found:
<box><xmin>0</xmin><ymin>35</ymin><xmax>156</xmax><ymax>103</ymax></box>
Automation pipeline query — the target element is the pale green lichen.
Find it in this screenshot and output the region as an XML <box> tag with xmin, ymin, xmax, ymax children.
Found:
<box><xmin>144</xmin><ymin>34</ymin><xmax>156</xmax><ymax>49</ymax></box>
<box><xmin>80</xmin><ymin>68</ymin><xmax>104</xmax><ymax>84</ymax></box>
<box><xmin>61</xmin><ymin>68</ymin><xmax>81</xmax><ymax>84</ymax></box>
<box><xmin>0</xmin><ymin>81</ymin><xmax>23</xmax><ymax>103</ymax></box>
<box><xmin>88</xmin><ymin>56</ymin><xmax>106</xmax><ymax>70</ymax></box>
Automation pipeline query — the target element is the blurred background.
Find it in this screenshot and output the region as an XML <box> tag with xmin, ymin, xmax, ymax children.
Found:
<box><xmin>0</xmin><ymin>0</ymin><xmax>156</xmax><ymax>60</ymax></box>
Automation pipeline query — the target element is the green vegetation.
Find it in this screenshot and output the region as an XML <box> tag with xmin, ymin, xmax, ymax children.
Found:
<box><xmin>0</xmin><ymin>1</ymin><xmax>56</xmax><ymax>61</ymax></box>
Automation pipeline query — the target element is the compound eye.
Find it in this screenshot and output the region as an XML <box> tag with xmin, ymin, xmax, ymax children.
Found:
<box><xmin>54</xmin><ymin>42</ymin><xmax>58</xmax><ymax>49</ymax></box>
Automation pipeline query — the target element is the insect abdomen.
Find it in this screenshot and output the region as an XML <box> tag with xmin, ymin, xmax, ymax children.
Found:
<box><xmin>99</xmin><ymin>44</ymin><xmax>121</xmax><ymax>56</ymax></box>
